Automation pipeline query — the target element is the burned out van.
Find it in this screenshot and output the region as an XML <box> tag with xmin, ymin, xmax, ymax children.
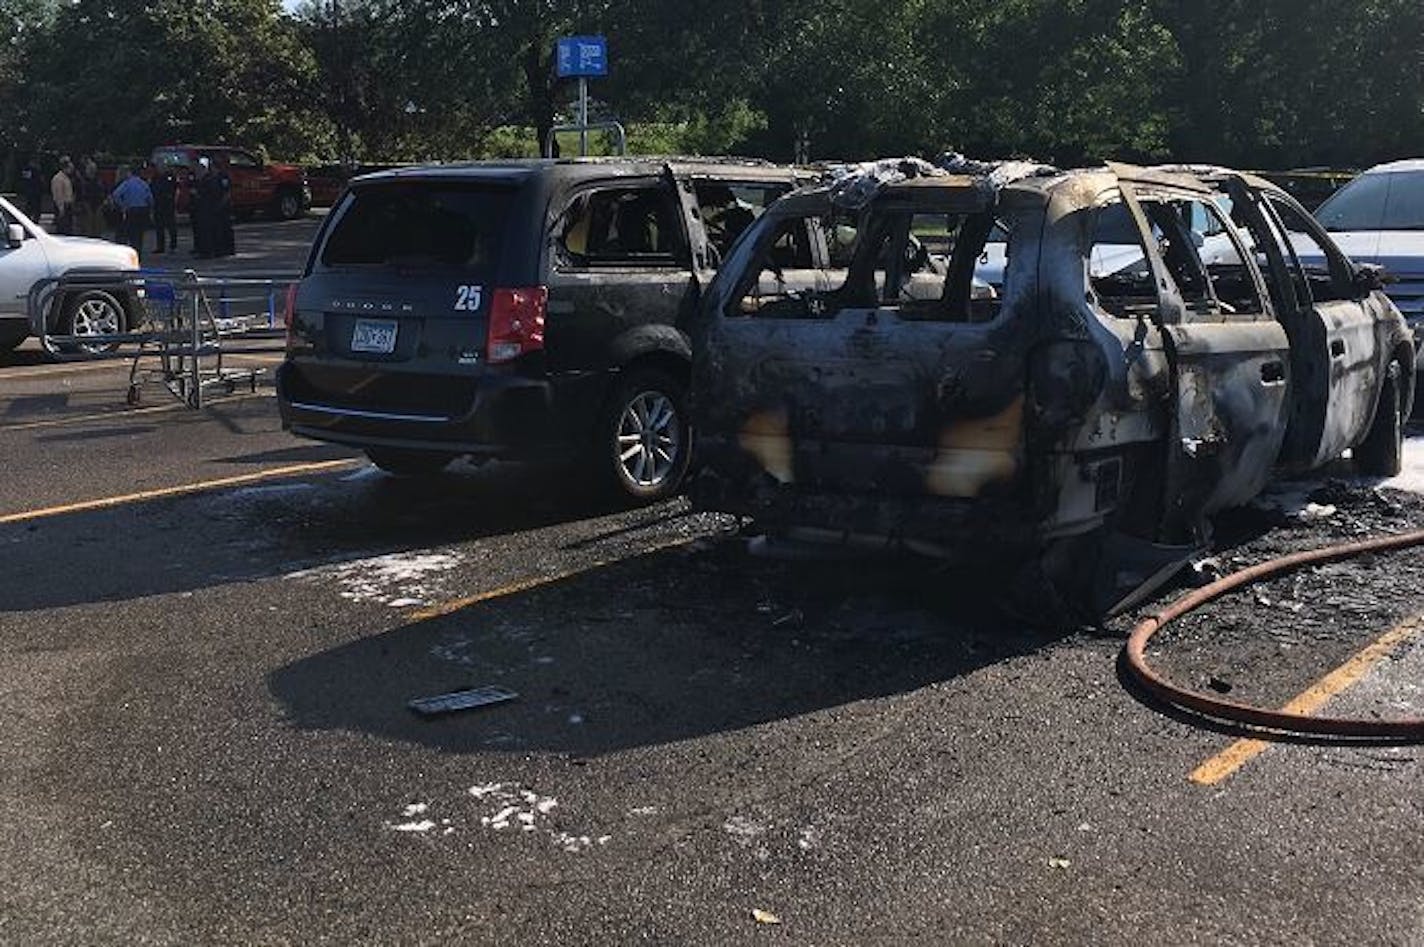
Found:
<box><xmin>690</xmin><ymin>159</ymin><xmax>1413</xmax><ymax>612</ymax></box>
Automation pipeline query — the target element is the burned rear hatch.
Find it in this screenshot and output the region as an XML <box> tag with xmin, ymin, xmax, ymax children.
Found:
<box><xmin>285</xmin><ymin>172</ymin><xmax>539</xmax><ymax>419</ymax></box>
<box><xmin>693</xmin><ymin>176</ymin><xmax>1040</xmax><ymax>541</ymax></box>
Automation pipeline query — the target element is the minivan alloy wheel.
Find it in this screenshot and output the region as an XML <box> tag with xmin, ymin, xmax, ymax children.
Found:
<box><xmin>617</xmin><ymin>390</ymin><xmax>682</xmax><ymax>489</ymax></box>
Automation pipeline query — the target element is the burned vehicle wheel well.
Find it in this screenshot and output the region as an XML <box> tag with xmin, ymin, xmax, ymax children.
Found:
<box><xmin>618</xmin><ymin>350</ymin><xmax>690</xmax><ymax>389</ymax></box>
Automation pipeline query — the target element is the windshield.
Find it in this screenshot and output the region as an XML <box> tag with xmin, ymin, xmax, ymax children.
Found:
<box><xmin>321</xmin><ymin>183</ymin><xmax>514</xmax><ymax>269</ymax></box>
<box><xmin>1316</xmin><ymin>171</ymin><xmax>1424</xmax><ymax>232</ymax></box>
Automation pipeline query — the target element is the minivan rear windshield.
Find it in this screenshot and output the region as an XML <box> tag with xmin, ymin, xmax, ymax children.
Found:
<box><xmin>321</xmin><ymin>184</ymin><xmax>514</xmax><ymax>268</ymax></box>
<box><xmin>1316</xmin><ymin>171</ymin><xmax>1424</xmax><ymax>232</ymax></box>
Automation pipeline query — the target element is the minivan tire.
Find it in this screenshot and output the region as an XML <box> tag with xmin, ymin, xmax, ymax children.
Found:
<box><xmin>599</xmin><ymin>368</ymin><xmax>691</xmax><ymax>503</ymax></box>
<box><xmin>366</xmin><ymin>447</ymin><xmax>456</xmax><ymax>476</ymax></box>
<box><xmin>1356</xmin><ymin>363</ymin><xmax>1404</xmax><ymax>478</ymax></box>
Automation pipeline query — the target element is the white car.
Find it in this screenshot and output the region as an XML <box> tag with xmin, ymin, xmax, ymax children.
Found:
<box><xmin>0</xmin><ymin>195</ymin><xmax>139</xmax><ymax>354</ymax></box>
<box><xmin>1313</xmin><ymin>160</ymin><xmax>1424</xmax><ymax>366</ymax></box>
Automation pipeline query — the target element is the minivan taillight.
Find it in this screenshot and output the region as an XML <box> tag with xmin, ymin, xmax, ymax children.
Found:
<box><xmin>487</xmin><ymin>286</ymin><xmax>547</xmax><ymax>364</ymax></box>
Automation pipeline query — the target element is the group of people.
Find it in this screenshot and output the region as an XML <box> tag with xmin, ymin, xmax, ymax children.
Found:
<box><xmin>17</xmin><ymin>155</ymin><xmax>235</xmax><ymax>261</ymax></box>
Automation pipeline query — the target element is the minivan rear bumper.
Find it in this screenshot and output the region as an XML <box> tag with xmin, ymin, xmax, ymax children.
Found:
<box><xmin>276</xmin><ymin>360</ymin><xmax>606</xmax><ymax>459</ymax></box>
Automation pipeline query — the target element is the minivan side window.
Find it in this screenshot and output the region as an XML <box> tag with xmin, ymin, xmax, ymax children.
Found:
<box><xmin>1176</xmin><ymin>197</ymin><xmax>1264</xmax><ymax>318</ymax></box>
<box><xmin>1089</xmin><ymin>199</ymin><xmax>1158</xmax><ymax>319</ymax></box>
<box><xmin>559</xmin><ymin>185</ymin><xmax>686</xmax><ymax>266</ymax></box>
<box><xmin>731</xmin><ymin>211</ymin><xmax>845</xmax><ymax>318</ymax></box>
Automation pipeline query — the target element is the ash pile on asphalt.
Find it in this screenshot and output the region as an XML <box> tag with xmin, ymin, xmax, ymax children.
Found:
<box><xmin>1121</xmin><ymin>479</ymin><xmax>1424</xmax><ymax>710</ymax></box>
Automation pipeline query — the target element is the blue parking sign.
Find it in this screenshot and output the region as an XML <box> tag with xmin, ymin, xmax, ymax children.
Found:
<box><xmin>556</xmin><ymin>36</ymin><xmax>608</xmax><ymax>78</ymax></box>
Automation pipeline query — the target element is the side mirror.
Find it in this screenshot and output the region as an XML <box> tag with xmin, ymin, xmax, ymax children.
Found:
<box><xmin>5</xmin><ymin>223</ymin><xmax>24</xmax><ymax>248</ymax></box>
<box><xmin>1353</xmin><ymin>265</ymin><xmax>1387</xmax><ymax>295</ymax></box>
<box><xmin>1190</xmin><ymin>230</ymin><xmax>1206</xmax><ymax>249</ymax></box>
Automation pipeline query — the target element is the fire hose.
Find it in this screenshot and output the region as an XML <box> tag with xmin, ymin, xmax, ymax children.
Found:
<box><xmin>1124</xmin><ymin>529</ymin><xmax>1424</xmax><ymax>740</ymax></box>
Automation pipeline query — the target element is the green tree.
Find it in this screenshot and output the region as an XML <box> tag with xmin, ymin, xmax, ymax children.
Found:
<box><xmin>24</xmin><ymin>0</ymin><xmax>321</xmax><ymax>159</ymax></box>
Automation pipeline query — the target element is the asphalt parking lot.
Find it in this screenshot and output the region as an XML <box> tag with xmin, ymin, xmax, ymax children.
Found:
<box><xmin>2</xmin><ymin>216</ymin><xmax>1423</xmax><ymax>945</ymax></box>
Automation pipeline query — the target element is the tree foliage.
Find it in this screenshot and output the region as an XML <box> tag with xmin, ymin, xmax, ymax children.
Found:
<box><xmin>4</xmin><ymin>0</ymin><xmax>1424</xmax><ymax>175</ymax></box>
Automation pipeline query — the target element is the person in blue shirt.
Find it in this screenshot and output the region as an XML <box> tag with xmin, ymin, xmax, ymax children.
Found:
<box><xmin>109</xmin><ymin>164</ymin><xmax>154</xmax><ymax>256</ymax></box>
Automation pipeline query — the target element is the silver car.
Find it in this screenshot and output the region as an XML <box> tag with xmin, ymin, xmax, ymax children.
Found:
<box><xmin>1314</xmin><ymin>160</ymin><xmax>1424</xmax><ymax>367</ymax></box>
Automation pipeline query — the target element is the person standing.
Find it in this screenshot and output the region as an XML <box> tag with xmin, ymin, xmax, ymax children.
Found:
<box><xmin>151</xmin><ymin>164</ymin><xmax>178</xmax><ymax>254</ymax></box>
<box><xmin>50</xmin><ymin>156</ymin><xmax>75</xmax><ymax>235</ymax></box>
<box><xmin>109</xmin><ymin>163</ymin><xmax>154</xmax><ymax>257</ymax></box>
<box><xmin>214</xmin><ymin>163</ymin><xmax>235</xmax><ymax>257</ymax></box>
<box><xmin>77</xmin><ymin>157</ymin><xmax>106</xmax><ymax>238</ymax></box>
<box><xmin>191</xmin><ymin>158</ymin><xmax>213</xmax><ymax>258</ymax></box>
<box><xmin>18</xmin><ymin>158</ymin><xmax>44</xmax><ymax>222</ymax></box>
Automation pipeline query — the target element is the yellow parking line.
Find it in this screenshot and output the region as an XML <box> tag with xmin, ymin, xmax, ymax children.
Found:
<box><xmin>0</xmin><ymin>391</ymin><xmax>273</xmax><ymax>433</ymax></box>
<box><xmin>1190</xmin><ymin>614</ymin><xmax>1424</xmax><ymax>786</ymax></box>
<box><xmin>408</xmin><ymin>535</ymin><xmax>700</xmax><ymax>622</ymax></box>
<box><xmin>0</xmin><ymin>458</ymin><xmax>361</xmax><ymax>525</ymax></box>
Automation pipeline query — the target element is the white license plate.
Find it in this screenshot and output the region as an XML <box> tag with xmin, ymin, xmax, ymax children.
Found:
<box><xmin>351</xmin><ymin>319</ymin><xmax>398</xmax><ymax>354</ymax></box>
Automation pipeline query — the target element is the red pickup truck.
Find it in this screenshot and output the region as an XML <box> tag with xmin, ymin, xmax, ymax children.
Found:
<box><xmin>147</xmin><ymin>145</ymin><xmax>311</xmax><ymax>220</ymax></box>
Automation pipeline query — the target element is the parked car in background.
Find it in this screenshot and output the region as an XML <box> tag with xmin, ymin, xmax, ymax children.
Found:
<box><xmin>1258</xmin><ymin>167</ymin><xmax>1357</xmax><ymax>211</ymax></box>
<box><xmin>0</xmin><ymin>195</ymin><xmax>139</xmax><ymax>354</ymax></box>
<box><xmin>278</xmin><ymin>158</ymin><xmax>810</xmax><ymax>500</ymax></box>
<box><xmin>305</xmin><ymin>163</ymin><xmax>408</xmax><ymax>207</ymax></box>
<box><xmin>1313</xmin><ymin>160</ymin><xmax>1424</xmax><ymax>373</ymax></box>
<box><xmin>690</xmin><ymin>159</ymin><xmax>1412</xmax><ymax>614</ymax></box>
<box><xmin>147</xmin><ymin>145</ymin><xmax>311</xmax><ymax>220</ymax></box>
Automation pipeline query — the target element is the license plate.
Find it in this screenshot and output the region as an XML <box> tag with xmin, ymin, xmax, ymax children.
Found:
<box><xmin>351</xmin><ymin>319</ymin><xmax>398</xmax><ymax>354</ymax></box>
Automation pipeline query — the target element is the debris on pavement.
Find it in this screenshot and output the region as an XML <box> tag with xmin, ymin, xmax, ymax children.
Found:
<box><xmin>1047</xmin><ymin>858</ymin><xmax>1071</xmax><ymax>870</ymax></box>
<box><xmin>408</xmin><ymin>685</ymin><xmax>518</xmax><ymax>717</ymax></box>
<box><xmin>752</xmin><ymin>908</ymin><xmax>782</xmax><ymax>925</ymax></box>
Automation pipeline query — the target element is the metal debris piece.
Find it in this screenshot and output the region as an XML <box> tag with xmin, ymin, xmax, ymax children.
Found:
<box><xmin>408</xmin><ymin>685</ymin><xmax>518</xmax><ymax>717</ymax></box>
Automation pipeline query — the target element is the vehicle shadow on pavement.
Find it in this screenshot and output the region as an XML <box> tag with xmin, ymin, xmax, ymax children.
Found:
<box><xmin>266</xmin><ymin>541</ymin><xmax>1067</xmax><ymax>757</ymax></box>
<box><xmin>0</xmin><ymin>461</ymin><xmax>632</xmax><ymax>612</ymax></box>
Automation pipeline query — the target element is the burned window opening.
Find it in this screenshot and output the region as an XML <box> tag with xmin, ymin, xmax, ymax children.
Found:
<box><xmin>1088</xmin><ymin>199</ymin><xmax>1157</xmax><ymax>319</ymax></box>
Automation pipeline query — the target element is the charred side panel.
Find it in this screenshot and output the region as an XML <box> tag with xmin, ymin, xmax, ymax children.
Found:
<box><xmin>1029</xmin><ymin>175</ymin><xmax>1172</xmax><ymax>541</ymax></box>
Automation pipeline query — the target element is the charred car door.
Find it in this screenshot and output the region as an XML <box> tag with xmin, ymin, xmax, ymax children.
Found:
<box><xmin>1258</xmin><ymin>189</ymin><xmax>1380</xmax><ymax>468</ymax></box>
<box><xmin>1119</xmin><ymin>180</ymin><xmax>1292</xmax><ymax>531</ymax></box>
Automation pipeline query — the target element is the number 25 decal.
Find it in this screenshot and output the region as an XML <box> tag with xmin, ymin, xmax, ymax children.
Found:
<box><xmin>454</xmin><ymin>285</ymin><xmax>484</xmax><ymax>311</ymax></box>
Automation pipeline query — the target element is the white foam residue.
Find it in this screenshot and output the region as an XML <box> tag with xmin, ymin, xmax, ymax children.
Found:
<box><xmin>391</xmin><ymin>820</ymin><xmax>436</xmax><ymax>833</ymax></box>
<box><xmin>387</xmin><ymin>783</ymin><xmax>603</xmax><ymax>852</ymax></box>
<box><xmin>286</xmin><ymin>551</ymin><xmax>462</xmax><ymax>607</ymax></box>
<box><xmin>723</xmin><ymin>815</ymin><xmax>766</xmax><ymax>843</ymax></box>
<box><xmin>552</xmin><ymin>831</ymin><xmax>611</xmax><ymax>852</ymax></box>
<box><xmin>1377</xmin><ymin>435</ymin><xmax>1424</xmax><ymax>495</ymax></box>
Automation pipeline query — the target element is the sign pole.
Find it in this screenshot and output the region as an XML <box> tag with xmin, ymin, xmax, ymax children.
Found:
<box><xmin>579</xmin><ymin>76</ymin><xmax>589</xmax><ymax>157</ymax></box>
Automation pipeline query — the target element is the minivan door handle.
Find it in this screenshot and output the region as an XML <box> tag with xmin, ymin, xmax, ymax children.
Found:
<box><xmin>1330</xmin><ymin>339</ymin><xmax>1346</xmax><ymax>358</ymax></box>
